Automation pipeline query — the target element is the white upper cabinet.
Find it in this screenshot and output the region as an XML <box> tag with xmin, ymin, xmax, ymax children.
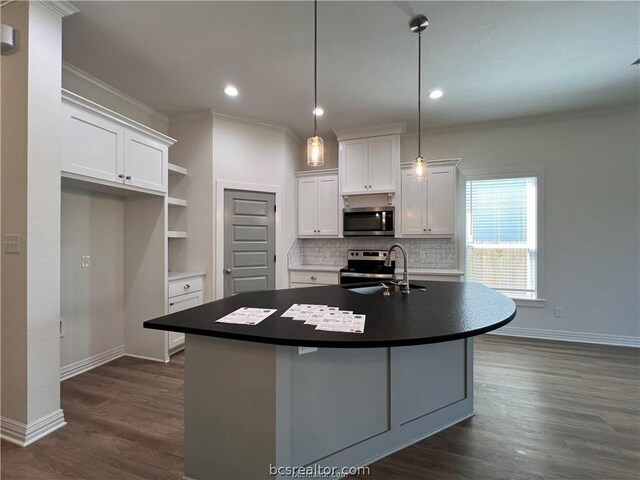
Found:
<box><xmin>400</xmin><ymin>161</ymin><xmax>458</xmax><ymax>237</ymax></box>
<box><xmin>62</xmin><ymin>104</ymin><xmax>125</xmax><ymax>184</ymax></box>
<box><xmin>61</xmin><ymin>90</ymin><xmax>175</xmax><ymax>195</ymax></box>
<box><xmin>426</xmin><ymin>166</ymin><xmax>455</xmax><ymax>235</ymax></box>
<box><xmin>368</xmin><ymin>135</ymin><xmax>398</xmax><ymax>193</ymax></box>
<box><xmin>124</xmin><ymin>130</ymin><xmax>168</xmax><ymax>192</ymax></box>
<box><xmin>336</xmin><ymin>126</ymin><xmax>402</xmax><ymax>196</ymax></box>
<box><xmin>339</xmin><ymin>139</ymin><xmax>368</xmax><ymax>195</ymax></box>
<box><xmin>297</xmin><ymin>173</ymin><xmax>339</xmax><ymax>237</ymax></box>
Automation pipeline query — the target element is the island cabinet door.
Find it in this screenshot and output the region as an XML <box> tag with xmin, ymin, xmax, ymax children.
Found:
<box><xmin>289</xmin><ymin>347</ymin><xmax>389</xmax><ymax>466</ymax></box>
<box><xmin>391</xmin><ymin>340</ymin><xmax>467</xmax><ymax>426</ymax></box>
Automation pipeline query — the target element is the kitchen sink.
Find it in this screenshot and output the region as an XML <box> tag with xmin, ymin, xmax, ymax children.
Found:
<box><xmin>344</xmin><ymin>282</ymin><xmax>427</xmax><ymax>295</ymax></box>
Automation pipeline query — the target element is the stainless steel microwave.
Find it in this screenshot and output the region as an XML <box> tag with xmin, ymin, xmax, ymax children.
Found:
<box><xmin>343</xmin><ymin>207</ymin><xmax>395</xmax><ymax>237</ymax></box>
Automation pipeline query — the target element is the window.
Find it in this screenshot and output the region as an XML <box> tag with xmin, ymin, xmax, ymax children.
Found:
<box><xmin>465</xmin><ymin>176</ymin><xmax>537</xmax><ymax>299</ymax></box>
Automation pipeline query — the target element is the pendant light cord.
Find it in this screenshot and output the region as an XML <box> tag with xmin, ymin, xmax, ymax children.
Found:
<box><xmin>313</xmin><ymin>0</ymin><xmax>318</xmax><ymax>136</ymax></box>
<box><xmin>417</xmin><ymin>30</ymin><xmax>422</xmax><ymax>157</ymax></box>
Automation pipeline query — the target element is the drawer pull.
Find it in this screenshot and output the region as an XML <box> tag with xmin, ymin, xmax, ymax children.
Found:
<box><xmin>311</xmin><ymin>275</ymin><xmax>318</xmax><ymax>280</ymax></box>
<box><xmin>126</xmin><ymin>175</ymin><xmax>131</xmax><ymax>180</ymax></box>
<box><xmin>184</xmin><ymin>284</ymin><xmax>190</xmax><ymax>289</ymax></box>
<box><xmin>118</xmin><ymin>174</ymin><xmax>124</xmax><ymax>179</ymax></box>
<box><xmin>169</xmin><ymin>302</ymin><xmax>175</xmax><ymax>306</ymax></box>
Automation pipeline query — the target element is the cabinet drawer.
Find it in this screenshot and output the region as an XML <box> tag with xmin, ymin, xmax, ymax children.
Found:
<box><xmin>290</xmin><ymin>271</ymin><xmax>339</xmax><ymax>285</ymax></box>
<box><xmin>169</xmin><ymin>276</ymin><xmax>203</xmax><ymax>297</ymax></box>
<box><xmin>168</xmin><ymin>291</ymin><xmax>203</xmax><ymax>312</ymax></box>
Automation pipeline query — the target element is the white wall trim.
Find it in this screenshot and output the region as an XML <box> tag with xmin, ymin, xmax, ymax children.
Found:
<box><xmin>40</xmin><ymin>1</ymin><xmax>79</xmax><ymax>17</ymax></box>
<box><xmin>1</xmin><ymin>409</ymin><xmax>66</xmax><ymax>447</ymax></box>
<box><xmin>215</xmin><ymin>180</ymin><xmax>284</xmax><ymax>299</ymax></box>
<box><xmin>295</xmin><ymin>168</ymin><xmax>339</xmax><ymax>177</ymax></box>
<box><xmin>62</xmin><ymin>88</ymin><xmax>176</xmax><ymax>145</ymax></box>
<box><xmin>169</xmin><ymin>109</ymin><xmax>213</xmax><ymax>124</ymax></box>
<box><xmin>62</xmin><ymin>62</ymin><xmax>169</xmax><ymax>124</ymax></box>
<box><xmin>490</xmin><ymin>326</ymin><xmax>640</xmax><ymax>348</ymax></box>
<box><xmin>60</xmin><ymin>345</ymin><xmax>125</xmax><ymax>381</ymax></box>
<box><xmin>333</xmin><ymin>123</ymin><xmax>406</xmax><ymax>141</ymax></box>
<box><xmin>124</xmin><ymin>353</ymin><xmax>170</xmax><ymax>363</ymax></box>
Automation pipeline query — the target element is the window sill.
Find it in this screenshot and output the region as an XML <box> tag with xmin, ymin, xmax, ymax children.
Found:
<box><xmin>510</xmin><ymin>297</ymin><xmax>547</xmax><ymax>308</ymax></box>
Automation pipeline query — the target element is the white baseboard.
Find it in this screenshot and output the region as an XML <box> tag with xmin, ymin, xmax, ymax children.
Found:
<box><xmin>124</xmin><ymin>353</ymin><xmax>169</xmax><ymax>363</ymax></box>
<box><xmin>490</xmin><ymin>326</ymin><xmax>640</xmax><ymax>348</ymax></box>
<box><xmin>60</xmin><ymin>345</ymin><xmax>125</xmax><ymax>381</ymax></box>
<box><xmin>1</xmin><ymin>409</ymin><xmax>66</xmax><ymax>447</ymax></box>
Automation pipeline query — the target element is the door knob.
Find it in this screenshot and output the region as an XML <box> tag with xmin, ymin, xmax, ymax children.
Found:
<box><xmin>118</xmin><ymin>174</ymin><xmax>124</xmax><ymax>179</ymax></box>
<box><xmin>125</xmin><ymin>175</ymin><xmax>131</xmax><ymax>180</ymax></box>
<box><xmin>225</xmin><ymin>268</ymin><xmax>232</xmax><ymax>274</ymax></box>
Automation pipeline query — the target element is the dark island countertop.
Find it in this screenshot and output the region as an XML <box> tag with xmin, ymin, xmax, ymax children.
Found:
<box><xmin>144</xmin><ymin>281</ymin><xmax>516</xmax><ymax>348</ymax></box>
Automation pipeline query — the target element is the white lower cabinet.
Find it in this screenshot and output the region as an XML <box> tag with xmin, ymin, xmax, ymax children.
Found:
<box><xmin>168</xmin><ymin>274</ymin><xmax>205</xmax><ymax>351</ymax></box>
<box><xmin>289</xmin><ymin>270</ymin><xmax>339</xmax><ymax>288</ymax></box>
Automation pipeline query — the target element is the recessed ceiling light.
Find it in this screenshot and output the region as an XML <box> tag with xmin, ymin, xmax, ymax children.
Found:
<box><xmin>313</xmin><ymin>107</ymin><xmax>324</xmax><ymax>116</ymax></box>
<box><xmin>224</xmin><ymin>85</ymin><xmax>239</xmax><ymax>97</ymax></box>
<box><xmin>428</xmin><ymin>89</ymin><xmax>443</xmax><ymax>99</ymax></box>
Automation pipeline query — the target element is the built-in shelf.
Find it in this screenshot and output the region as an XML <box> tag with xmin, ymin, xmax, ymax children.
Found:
<box><xmin>167</xmin><ymin>230</ymin><xmax>187</xmax><ymax>239</ymax></box>
<box><xmin>167</xmin><ymin>196</ymin><xmax>187</xmax><ymax>207</ymax></box>
<box><xmin>168</xmin><ymin>163</ymin><xmax>187</xmax><ymax>176</ymax></box>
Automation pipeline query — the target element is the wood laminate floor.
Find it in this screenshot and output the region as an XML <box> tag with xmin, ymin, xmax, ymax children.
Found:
<box><xmin>1</xmin><ymin>336</ymin><xmax>638</xmax><ymax>479</ymax></box>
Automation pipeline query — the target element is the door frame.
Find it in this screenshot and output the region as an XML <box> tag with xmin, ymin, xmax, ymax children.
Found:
<box><xmin>215</xmin><ymin>180</ymin><xmax>283</xmax><ymax>299</ymax></box>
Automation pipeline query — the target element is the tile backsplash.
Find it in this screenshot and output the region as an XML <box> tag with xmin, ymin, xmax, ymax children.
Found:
<box><xmin>288</xmin><ymin>237</ymin><xmax>456</xmax><ymax>269</ymax></box>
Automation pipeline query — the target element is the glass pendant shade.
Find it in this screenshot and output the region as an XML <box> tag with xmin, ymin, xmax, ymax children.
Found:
<box><xmin>307</xmin><ymin>135</ymin><xmax>324</xmax><ymax>167</ymax></box>
<box><xmin>412</xmin><ymin>155</ymin><xmax>427</xmax><ymax>180</ymax></box>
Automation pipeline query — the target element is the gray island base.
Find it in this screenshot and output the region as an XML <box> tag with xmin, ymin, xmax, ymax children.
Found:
<box><xmin>184</xmin><ymin>334</ymin><xmax>473</xmax><ymax>480</ymax></box>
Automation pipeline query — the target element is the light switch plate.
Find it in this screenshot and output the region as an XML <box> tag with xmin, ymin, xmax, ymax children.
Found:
<box><xmin>81</xmin><ymin>255</ymin><xmax>91</xmax><ymax>268</ymax></box>
<box><xmin>4</xmin><ymin>234</ymin><xmax>21</xmax><ymax>253</ymax></box>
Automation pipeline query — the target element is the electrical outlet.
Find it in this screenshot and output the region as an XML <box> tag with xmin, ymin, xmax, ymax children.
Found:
<box><xmin>553</xmin><ymin>307</ymin><xmax>563</xmax><ymax>319</ymax></box>
<box><xmin>297</xmin><ymin>346</ymin><xmax>318</xmax><ymax>355</ymax></box>
<box><xmin>81</xmin><ymin>255</ymin><xmax>91</xmax><ymax>268</ymax></box>
<box><xmin>3</xmin><ymin>234</ymin><xmax>21</xmax><ymax>253</ymax></box>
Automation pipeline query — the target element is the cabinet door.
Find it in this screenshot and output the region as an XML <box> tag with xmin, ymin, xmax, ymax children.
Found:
<box><xmin>427</xmin><ymin>166</ymin><xmax>455</xmax><ymax>235</ymax></box>
<box><xmin>401</xmin><ymin>169</ymin><xmax>427</xmax><ymax>235</ymax></box>
<box><xmin>62</xmin><ymin>103</ymin><xmax>124</xmax><ymax>183</ymax></box>
<box><xmin>316</xmin><ymin>176</ymin><xmax>338</xmax><ymax>236</ymax></box>
<box><xmin>368</xmin><ymin>135</ymin><xmax>398</xmax><ymax>193</ymax></box>
<box><xmin>339</xmin><ymin>139</ymin><xmax>368</xmax><ymax>194</ymax></box>
<box><xmin>124</xmin><ymin>130</ymin><xmax>168</xmax><ymax>193</ymax></box>
<box><xmin>297</xmin><ymin>178</ymin><xmax>318</xmax><ymax>236</ymax></box>
<box><xmin>168</xmin><ymin>291</ymin><xmax>203</xmax><ymax>350</ymax></box>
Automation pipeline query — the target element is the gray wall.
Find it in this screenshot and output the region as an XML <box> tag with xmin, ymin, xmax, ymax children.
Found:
<box><xmin>406</xmin><ymin>108</ymin><xmax>639</xmax><ymax>339</ymax></box>
<box><xmin>60</xmin><ymin>189</ymin><xmax>125</xmax><ymax>368</ymax></box>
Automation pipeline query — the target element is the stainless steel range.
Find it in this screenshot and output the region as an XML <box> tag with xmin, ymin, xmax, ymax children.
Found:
<box><xmin>339</xmin><ymin>249</ymin><xmax>397</xmax><ymax>285</ymax></box>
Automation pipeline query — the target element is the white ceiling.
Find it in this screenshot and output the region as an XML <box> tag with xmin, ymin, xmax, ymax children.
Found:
<box><xmin>62</xmin><ymin>1</ymin><xmax>640</xmax><ymax>139</ymax></box>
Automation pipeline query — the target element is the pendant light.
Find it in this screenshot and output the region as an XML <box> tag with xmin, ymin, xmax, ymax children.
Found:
<box><xmin>307</xmin><ymin>0</ymin><xmax>324</xmax><ymax>167</ymax></box>
<box><xmin>410</xmin><ymin>15</ymin><xmax>428</xmax><ymax>180</ymax></box>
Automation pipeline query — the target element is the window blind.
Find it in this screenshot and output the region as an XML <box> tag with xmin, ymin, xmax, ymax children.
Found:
<box><xmin>466</xmin><ymin>177</ymin><xmax>537</xmax><ymax>298</ymax></box>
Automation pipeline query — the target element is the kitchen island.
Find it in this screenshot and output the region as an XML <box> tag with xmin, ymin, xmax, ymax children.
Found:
<box><xmin>145</xmin><ymin>281</ymin><xmax>516</xmax><ymax>480</ymax></box>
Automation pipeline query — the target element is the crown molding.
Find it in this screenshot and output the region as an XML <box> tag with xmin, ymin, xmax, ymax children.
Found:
<box><xmin>295</xmin><ymin>168</ymin><xmax>339</xmax><ymax>177</ymax></box>
<box><xmin>62</xmin><ymin>88</ymin><xmax>176</xmax><ymax>145</ymax></box>
<box><xmin>62</xmin><ymin>62</ymin><xmax>170</xmax><ymax>125</ymax></box>
<box><xmin>40</xmin><ymin>1</ymin><xmax>79</xmax><ymax>17</ymax></box>
<box><xmin>416</xmin><ymin>104</ymin><xmax>639</xmax><ymax>137</ymax></box>
<box><xmin>169</xmin><ymin>110</ymin><xmax>213</xmax><ymax>124</ymax></box>
<box><xmin>333</xmin><ymin>123</ymin><xmax>407</xmax><ymax>142</ymax></box>
<box><xmin>401</xmin><ymin>158</ymin><xmax>461</xmax><ymax>169</ymax></box>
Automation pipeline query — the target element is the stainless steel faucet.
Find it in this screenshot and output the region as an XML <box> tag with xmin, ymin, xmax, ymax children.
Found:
<box><xmin>384</xmin><ymin>244</ymin><xmax>410</xmax><ymax>293</ymax></box>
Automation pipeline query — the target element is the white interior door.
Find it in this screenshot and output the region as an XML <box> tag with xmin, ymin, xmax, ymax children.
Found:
<box><xmin>368</xmin><ymin>135</ymin><xmax>396</xmax><ymax>193</ymax></box>
<box><xmin>427</xmin><ymin>166</ymin><xmax>455</xmax><ymax>235</ymax></box>
<box><xmin>316</xmin><ymin>176</ymin><xmax>338</xmax><ymax>236</ymax></box>
<box><xmin>339</xmin><ymin>139</ymin><xmax>368</xmax><ymax>194</ymax></box>
<box><xmin>124</xmin><ymin>131</ymin><xmax>168</xmax><ymax>193</ymax></box>
<box><xmin>62</xmin><ymin>103</ymin><xmax>124</xmax><ymax>183</ymax></box>
<box><xmin>401</xmin><ymin>170</ymin><xmax>427</xmax><ymax>235</ymax></box>
<box><xmin>297</xmin><ymin>178</ymin><xmax>318</xmax><ymax>236</ymax></box>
